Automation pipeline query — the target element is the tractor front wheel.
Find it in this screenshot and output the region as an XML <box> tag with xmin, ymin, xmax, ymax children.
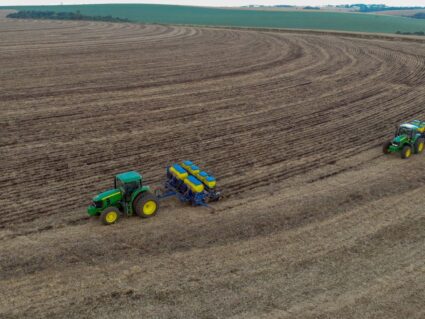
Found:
<box><xmin>414</xmin><ymin>138</ymin><xmax>425</xmax><ymax>154</ymax></box>
<box><xmin>100</xmin><ymin>207</ymin><xmax>121</xmax><ymax>225</ymax></box>
<box><xmin>134</xmin><ymin>193</ymin><xmax>159</xmax><ymax>218</ymax></box>
<box><xmin>401</xmin><ymin>145</ymin><xmax>412</xmax><ymax>159</ymax></box>
<box><xmin>382</xmin><ymin>141</ymin><xmax>392</xmax><ymax>154</ymax></box>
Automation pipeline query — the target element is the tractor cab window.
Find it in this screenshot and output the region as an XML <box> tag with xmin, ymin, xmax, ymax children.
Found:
<box><xmin>122</xmin><ymin>181</ymin><xmax>140</xmax><ymax>201</ymax></box>
<box><xmin>115</xmin><ymin>178</ymin><xmax>124</xmax><ymax>189</ymax></box>
<box><xmin>124</xmin><ymin>181</ymin><xmax>139</xmax><ymax>195</ymax></box>
<box><xmin>396</xmin><ymin>127</ymin><xmax>412</xmax><ymax>137</ymax></box>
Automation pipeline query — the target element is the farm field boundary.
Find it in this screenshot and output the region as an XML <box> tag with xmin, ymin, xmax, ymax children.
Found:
<box><xmin>2</xmin><ymin>3</ymin><xmax>425</xmax><ymax>34</ymax></box>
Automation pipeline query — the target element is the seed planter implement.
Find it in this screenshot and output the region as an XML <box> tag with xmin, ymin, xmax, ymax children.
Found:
<box><xmin>155</xmin><ymin>161</ymin><xmax>221</xmax><ymax>212</ymax></box>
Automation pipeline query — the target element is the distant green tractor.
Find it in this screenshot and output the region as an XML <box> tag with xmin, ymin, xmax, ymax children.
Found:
<box><xmin>383</xmin><ymin>120</ymin><xmax>425</xmax><ymax>159</ymax></box>
<box><xmin>87</xmin><ymin>171</ymin><xmax>159</xmax><ymax>225</ymax></box>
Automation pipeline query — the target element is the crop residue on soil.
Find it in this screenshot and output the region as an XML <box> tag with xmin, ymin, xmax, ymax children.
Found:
<box><xmin>0</xmin><ymin>11</ymin><xmax>424</xmax><ymax>319</ymax></box>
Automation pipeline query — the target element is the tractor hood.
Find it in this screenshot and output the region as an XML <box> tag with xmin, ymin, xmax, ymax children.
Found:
<box><xmin>393</xmin><ymin>135</ymin><xmax>407</xmax><ymax>144</ymax></box>
<box><xmin>93</xmin><ymin>188</ymin><xmax>121</xmax><ymax>202</ymax></box>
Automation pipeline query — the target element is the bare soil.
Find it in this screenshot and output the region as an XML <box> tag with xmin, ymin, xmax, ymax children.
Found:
<box><xmin>0</xmin><ymin>11</ymin><xmax>424</xmax><ymax>319</ymax></box>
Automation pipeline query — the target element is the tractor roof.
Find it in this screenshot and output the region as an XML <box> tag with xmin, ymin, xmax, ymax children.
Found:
<box><xmin>116</xmin><ymin>171</ymin><xmax>142</xmax><ymax>183</ymax></box>
<box><xmin>400</xmin><ymin>123</ymin><xmax>417</xmax><ymax>130</ymax></box>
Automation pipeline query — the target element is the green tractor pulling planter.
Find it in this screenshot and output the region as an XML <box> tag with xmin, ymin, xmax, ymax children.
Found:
<box><xmin>87</xmin><ymin>171</ymin><xmax>159</xmax><ymax>225</ymax></box>
<box><xmin>383</xmin><ymin>120</ymin><xmax>425</xmax><ymax>159</ymax></box>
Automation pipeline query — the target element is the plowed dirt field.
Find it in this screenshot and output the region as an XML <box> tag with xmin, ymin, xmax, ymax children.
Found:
<box><xmin>1</xmin><ymin>11</ymin><xmax>424</xmax><ymax>319</ymax></box>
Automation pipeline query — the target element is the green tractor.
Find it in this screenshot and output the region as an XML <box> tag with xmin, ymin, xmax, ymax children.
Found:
<box><xmin>87</xmin><ymin>171</ymin><xmax>159</xmax><ymax>225</ymax></box>
<box><xmin>383</xmin><ymin>121</ymin><xmax>425</xmax><ymax>159</ymax></box>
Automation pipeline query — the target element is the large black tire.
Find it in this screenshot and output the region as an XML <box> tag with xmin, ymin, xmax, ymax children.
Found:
<box><xmin>401</xmin><ymin>145</ymin><xmax>413</xmax><ymax>159</ymax></box>
<box><xmin>414</xmin><ymin>138</ymin><xmax>425</xmax><ymax>154</ymax></box>
<box><xmin>100</xmin><ymin>207</ymin><xmax>121</xmax><ymax>225</ymax></box>
<box><xmin>382</xmin><ymin>141</ymin><xmax>392</xmax><ymax>154</ymax></box>
<box><xmin>134</xmin><ymin>193</ymin><xmax>159</xmax><ymax>218</ymax></box>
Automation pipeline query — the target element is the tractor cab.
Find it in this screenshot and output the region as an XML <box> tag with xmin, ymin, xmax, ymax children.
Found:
<box><xmin>395</xmin><ymin>124</ymin><xmax>416</xmax><ymax>139</ymax></box>
<box><xmin>114</xmin><ymin>171</ymin><xmax>143</xmax><ymax>201</ymax></box>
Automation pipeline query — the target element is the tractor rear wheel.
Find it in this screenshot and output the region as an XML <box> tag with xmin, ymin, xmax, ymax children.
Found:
<box><xmin>100</xmin><ymin>207</ymin><xmax>121</xmax><ymax>225</ymax></box>
<box><xmin>134</xmin><ymin>193</ymin><xmax>159</xmax><ymax>218</ymax></box>
<box><xmin>414</xmin><ymin>138</ymin><xmax>425</xmax><ymax>154</ymax></box>
<box><xmin>382</xmin><ymin>141</ymin><xmax>392</xmax><ymax>154</ymax></box>
<box><xmin>401</xmin><ymin>145</ymin><xmax>412</xmax><ymax>159</ymax></box>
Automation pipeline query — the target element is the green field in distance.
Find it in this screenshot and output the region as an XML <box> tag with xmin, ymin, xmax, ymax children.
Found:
<box><xmin>2</xmin><ymin>4</ymin><xmax>425</xmax><ymax>34</ymax></box>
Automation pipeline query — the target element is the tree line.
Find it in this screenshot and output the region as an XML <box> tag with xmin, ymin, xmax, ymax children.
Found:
<box><xmin>411</xmin><ymin>13</ymin><xmax>425</xmax><ymax>20</ymax></box>
<box><xmin>395</xmin><ymin>31</ymin><xmax>425</xmax><ymax>36</ymax></box>
<box><xmin>337</xmin><ymin>4</ymin><xmax>425</xmax><ymax>13</ymax></box>
<box><xmin>7</xmin><ymin>10</ymin><xmax>130</xmax><ymax>23</ymax></box>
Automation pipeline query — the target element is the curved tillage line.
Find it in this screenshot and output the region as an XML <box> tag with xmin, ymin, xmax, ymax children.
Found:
<box><xmin>0</xmin><ymin>18</ymin><xmax>425</xmax><ymax>226</ymax></box>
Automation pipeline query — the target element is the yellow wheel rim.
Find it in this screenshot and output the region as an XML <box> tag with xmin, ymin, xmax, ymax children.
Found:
<box><xmin>406</xmin><ymin>148</ymin><xmax>411</xmax><ymax>157</ymax></box>
<box><xmin>142</xmin><ymin>201</ymin><xmax>157</xmax><ymax>215</ymax></box>
<box><xmin>419</xmin><ymin>143</ymin><xmax>424</xmax><ymax>152</ymax></box>
<box><xmin>105</xmin><ymin>211</ymin><xmax>118</xmax><ymax>224</ymax></box>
